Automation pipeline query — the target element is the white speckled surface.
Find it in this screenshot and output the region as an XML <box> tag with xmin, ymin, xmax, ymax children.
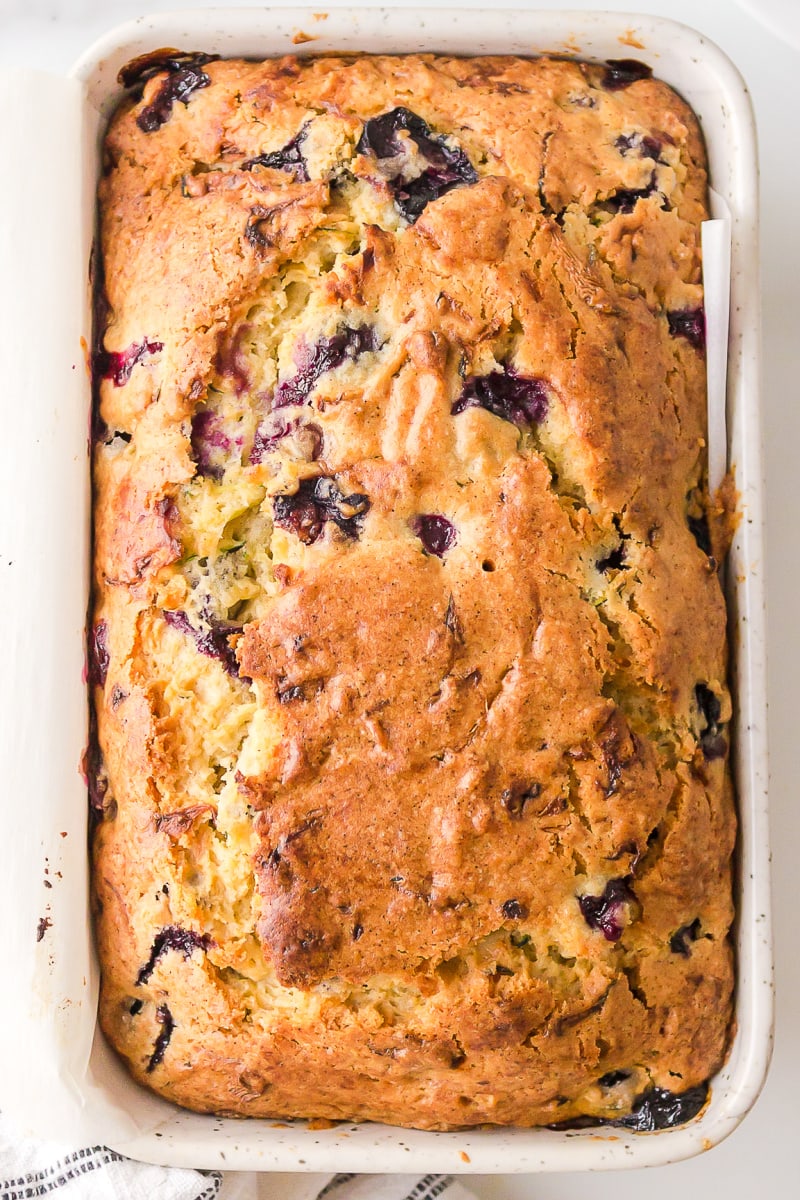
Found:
<box><xmin>1</xmin><ymin>1</ymin><xmax>796</xmax><ymax>1193</ymax></box>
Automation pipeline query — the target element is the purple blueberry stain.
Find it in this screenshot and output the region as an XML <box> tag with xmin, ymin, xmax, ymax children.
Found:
<box><xmin>578</xmin><ymin>877</ymin><xmax>636</xmax><ymax>942</ymax></box>
<box><xmin>243</xmin><ymin>124</ymin><xmax>310</xmax><ymax>181</ymax></box>
<box><xmin>94</xmin><ymin>338</ymin><xmax>163</xmax><ymax>387</ymax></box>
<box><xmin>667</xmin><ymin>308</ymin><xmax>706</xmax><ymax>353</ymax></box>
<box><xmin>89</xmin><ymin>621</ymin><xmax>110</xmax><ymax>688</ymax></box>
<box><xmin>163</xmin><ymin>609</ymin><xmax>243</xmax><ymax>678</ymax></box>
<box><xmin>273</xmin><ymin>326</ymin><xmax>378</xmax><ymax>409</ymax></box>
<box><xmin>273</xmin><ymin>475</ymin><xmax>370</xmax><ymax>545</ymax></box>
<box><xmin>598</xmin><ymin>1070</ymin><xmax>630</xmax><ymax>1087</ymax></box>
<box><xmin>250</xmin><ymin>417</ymin><xmax>322</xmax><ymax>465</ymax></box>
<box><xmin>190</xmin><ymin>409</ymin><xmax>235</xmax><ymax>480</ymax></box>
<box><xmin>452</xmin><ymin>367</ymin><xmax>550</xmax><ymax>428</ymax></box>
<box><xmin>136</xmin><ymin>925</ymin><xmax>215</xmax><ymax>986</ymax></box>
<box><xmin>356</xmin><ymin>107</ymin><xmax>478</xmax><ymax>223</ymax></box>
<box><xmin>694</xmin><ymin>683</ymin><xmax>727</xmax><ymax>760</ymax></box>
<box><xmin>670</xmin><ymin>918</ymin><xmax>703</xmax><ymax>957</ymax></box>
<box><xmin>688</xmin><ymin>512</ymin><xmax>712</xmax><ymax>557</ymax></box>
<box><xmin>146</xmin><ymin>1004</ymin><xmax>175</xmax><ymax>1072</ymax></box>
<box><xmin>502</xmin><ymin>899</ymin><xmax>528</xmax><ymax>920</ymax></box>
<box><xmin>501</xmin><ymin>782</ymin><xmax>541</xmax><ymax>819</ymax></box>
<box><xmin>597</xmin><ymin>543</ymin><xmax>626</xmax><ymax>573</ymax></box>
<box><xmin>410</xmin><ymin>514</ymin><xmax>457</xmax><ymax>558</ymax></box>
<box><xmin>601</xmin><ymin>60</ymin><xmax>653</xmax><ymax>91</ymax></box>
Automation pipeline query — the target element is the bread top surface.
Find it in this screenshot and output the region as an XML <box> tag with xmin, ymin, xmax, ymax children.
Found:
<box><xmin>91</xmin><ymin>52</ymin><xmax>734</xmax><ymax>1128</ymax></box>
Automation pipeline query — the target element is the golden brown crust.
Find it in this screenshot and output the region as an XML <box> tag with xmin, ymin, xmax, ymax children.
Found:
<box><xmin>91</xmin><ymin>51</ymin><xmax>734</xmax><ymax>1130</ymax></box>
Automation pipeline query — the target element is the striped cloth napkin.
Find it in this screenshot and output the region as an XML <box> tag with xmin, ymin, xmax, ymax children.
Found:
<box><xmin>0</xmin><ymin>1111</ymin><xmax>478</xmax><ymax>1200</ymax></box>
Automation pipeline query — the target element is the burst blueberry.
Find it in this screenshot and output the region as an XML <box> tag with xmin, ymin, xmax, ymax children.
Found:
<box><xmin>452</xmin><ymin>367</ymin><xmax>549</xmax><ymax>427</ymax></box>
<box><xmin>163</xmin><ymin>609</ymin><xmax>243</xmax><ymax>678</ymax></box>
<box><xmin>243</xmin><ymin>124</ymin><xmax>310</xmax><ymax>181</ymax></box>
<box><xmin>118</xmin><ymin>52</ymin><xmax>219</xmax><ymax>133</ymax></box>
<box><xmin>137</xmin><ymin>925</ymin><xmax>214</xmax><ymax>986</ymax></box>
<box><xmin>357</xmin><ymin>107</ymin><xmax>478</xmax><ymax>222</ymax></box>
<box><xmin>274</xmin><ymin>326</ymin><xmax>378</xmax><ymax>409</ymax></box>
<box><xmin>273</xmin><ymin>476</ymin><xmax>370</xmax><ymax>544</ymax></box>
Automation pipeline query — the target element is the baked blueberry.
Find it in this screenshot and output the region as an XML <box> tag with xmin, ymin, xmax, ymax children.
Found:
<box><xmin>578</xmin><ymin>878</ymin><xmax>636</xmax><ymax>941</ymax></box>
<box><xmin>243</xmin><ymin>124</ymin><xmax>310</xmax><ymax>181</ymax></box>
<box><xmin>163</xmin><ymin>609</ymin><xmax>243</xmax><ymax>678</ymax></box>
<box><xmin>273</xmin><ymin>475</ymin><xmax>370</xmax><ymax>544</ymax></box>
<box><xmin>667</xmin><ymin>308</ymin><xmax>706</xmax><ymax>352</ymax></box>
<box><xmin>274</xmin><ymin>326</ymin><xmax>378</xmax><ymax>408</ymax></box>
<box><xmin>452</xmin><ymin>367</ymin><xmax>549</xmax><ymax>427</ymax></box>
<box><xmin>357</xmin><ymin>107</ymin><xmax>478</xmax><ymax>222</ymax></box>
<box><xmin>602</xmin><ymin>59</ymin><xmax>653</xmax><ymax>91</ymax></box>
<box><xmin>137</xmin><ymin>925</ymin><xmax>214</xmax><ymax>985</ymax></box>
<box><xmin>409</xmin><ymin>514</ymin><xmax>457</xmax><ymax>557</ymax></box>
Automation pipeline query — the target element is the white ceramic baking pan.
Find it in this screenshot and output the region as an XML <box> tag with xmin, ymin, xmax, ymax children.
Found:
<box><xmin>0</xmin><ymin>6</ymin><xmax>771</xmax><ymax>1175</ymax></box>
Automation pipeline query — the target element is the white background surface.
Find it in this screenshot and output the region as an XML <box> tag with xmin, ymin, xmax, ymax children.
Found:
<box><xmin>1</xmin><ymin>0</ymin><xmax>796</xmax><ymax>1195</ymax></box>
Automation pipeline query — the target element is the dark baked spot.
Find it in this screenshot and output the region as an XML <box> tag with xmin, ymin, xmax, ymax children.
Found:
<box><xmin>243</xmin><ymin>124</ymin><xmax>310</xmax><ymax>181</ymax></box>
<box><xmin>357</xmin><ymin>106</ymin><xmax>478</xmax><ymax>222</ymax></box>
<box><xmin>444</xmin><ymin>594</ymin><xmax>464</xmax><ymax>642</ymax></box>
<box><xmin>502</xmin><ymin>899</ymin><xmax>528</xmax><ymax>920</ymax></box>
<box><xmin>597</xmin><ymin>543</ymin><xmax>626</xmax><ymax>572</ymax></box>
<box><xmin>84</xmin><ymin>734</ymin><xmax>111</xmax><ymax>819</ymax></box>
<box><xmin>89</xmin><ymin>620</ymin><xmax>110</xmax><ymax>688</ymax></box>
<box><xmin>273</xmin><ymin>325</ymin><xmax>378</xmax><ymax>408</ymax></box>
<box><xmin>500</xmin><ymin>782</ymin><xmax>541</xmax><ymax>819</ymax></box>
<box><xmin>155</xmin><ymin>804</ymin><xmax>216</xmax><ymax>839</ymax></box>
<box><xmin>688</xmin><ymin>512</ymin><xmax>712</xmax><ymax>556</ymax></box>
<box><xmin>670</xmin><ymin>917</ymin><xmax>703</xmax><ymax>957</ymax></box>
<box><xmin>694</xmin><ymin>683</ymin><xmax>727</xmax><ymax>760</ymax></box>
<box><xmin>273</xmin><ymin>475</ymin><xmax>370</xmax><ymax>544</ymax></box>
<box><xmin>452</xmin><ymin>367</ymin><xmax>549</xmax><ymax>427</ymax></box>
<box><xmin>667</xmin><ymin>308</ymin><xmax>706</xmax><ymax>352</ymax></box>
<box><xmin>578</xmin><ymin>877</ymin><xmax>636</xmax><ymax>941</ymax></box>
<box><xmin>146</xmin><ymin>1004</ymin><xmax>175</xmax><ymax>1072</ymax></box>
<box><xmin>136</xmin><ymin>925</ymin><xmax>214</xmax><ymax>986</ymax></box>
<box><xmin>598</xmin><ymin>1069</ymin><xmax>630</xmax><ymax>1087</ymax></box>
<box><xmin>598</xmin><ymin>712</ymin><xmax>638</xmax><ymax>796</ymax></box>
<box><xmin>352</xmin><ymin>923</ymin><xmax>364</xmax><ymax>941</ymax></box>
<box><xmin>36</xmin><ymin>916</ymin><xmax>51</xmax><ymax>942</ymax></box>
<box><xmin>601</xmin><ymin>59</ymin><xmax>653</xmax><ymax>91</ymax></box>
<box><xmin>162</xmin><ymin>609</ymin><xmax>243</xmax><ymax>678</ymax></box>
<box><xmin>410</xmin><ymin>514</ymin><xmax>457</xmax><ymax>558</ymax></box>
<box><xmin>93</xmin><ymin>338</ymin><xmax>162</xmax><ymax>387</ymax></box>
<box><xmin>110</xmin><ymin>684</ymin><xmax>127</xmax><ymax>709</ymax></box>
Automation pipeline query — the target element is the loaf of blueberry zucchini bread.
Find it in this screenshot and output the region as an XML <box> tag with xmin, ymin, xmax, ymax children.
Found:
<box><xmin>89</xmin><ymin>49</ymin><xmax>735</xmax><ymax>1130</ymax></box>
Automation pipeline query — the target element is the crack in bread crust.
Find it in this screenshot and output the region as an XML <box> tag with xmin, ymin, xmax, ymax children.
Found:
<box><xmin>91</xmin><ymin>51</ymin><xmax>734</xmax><ymax>1130</ymax></box>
